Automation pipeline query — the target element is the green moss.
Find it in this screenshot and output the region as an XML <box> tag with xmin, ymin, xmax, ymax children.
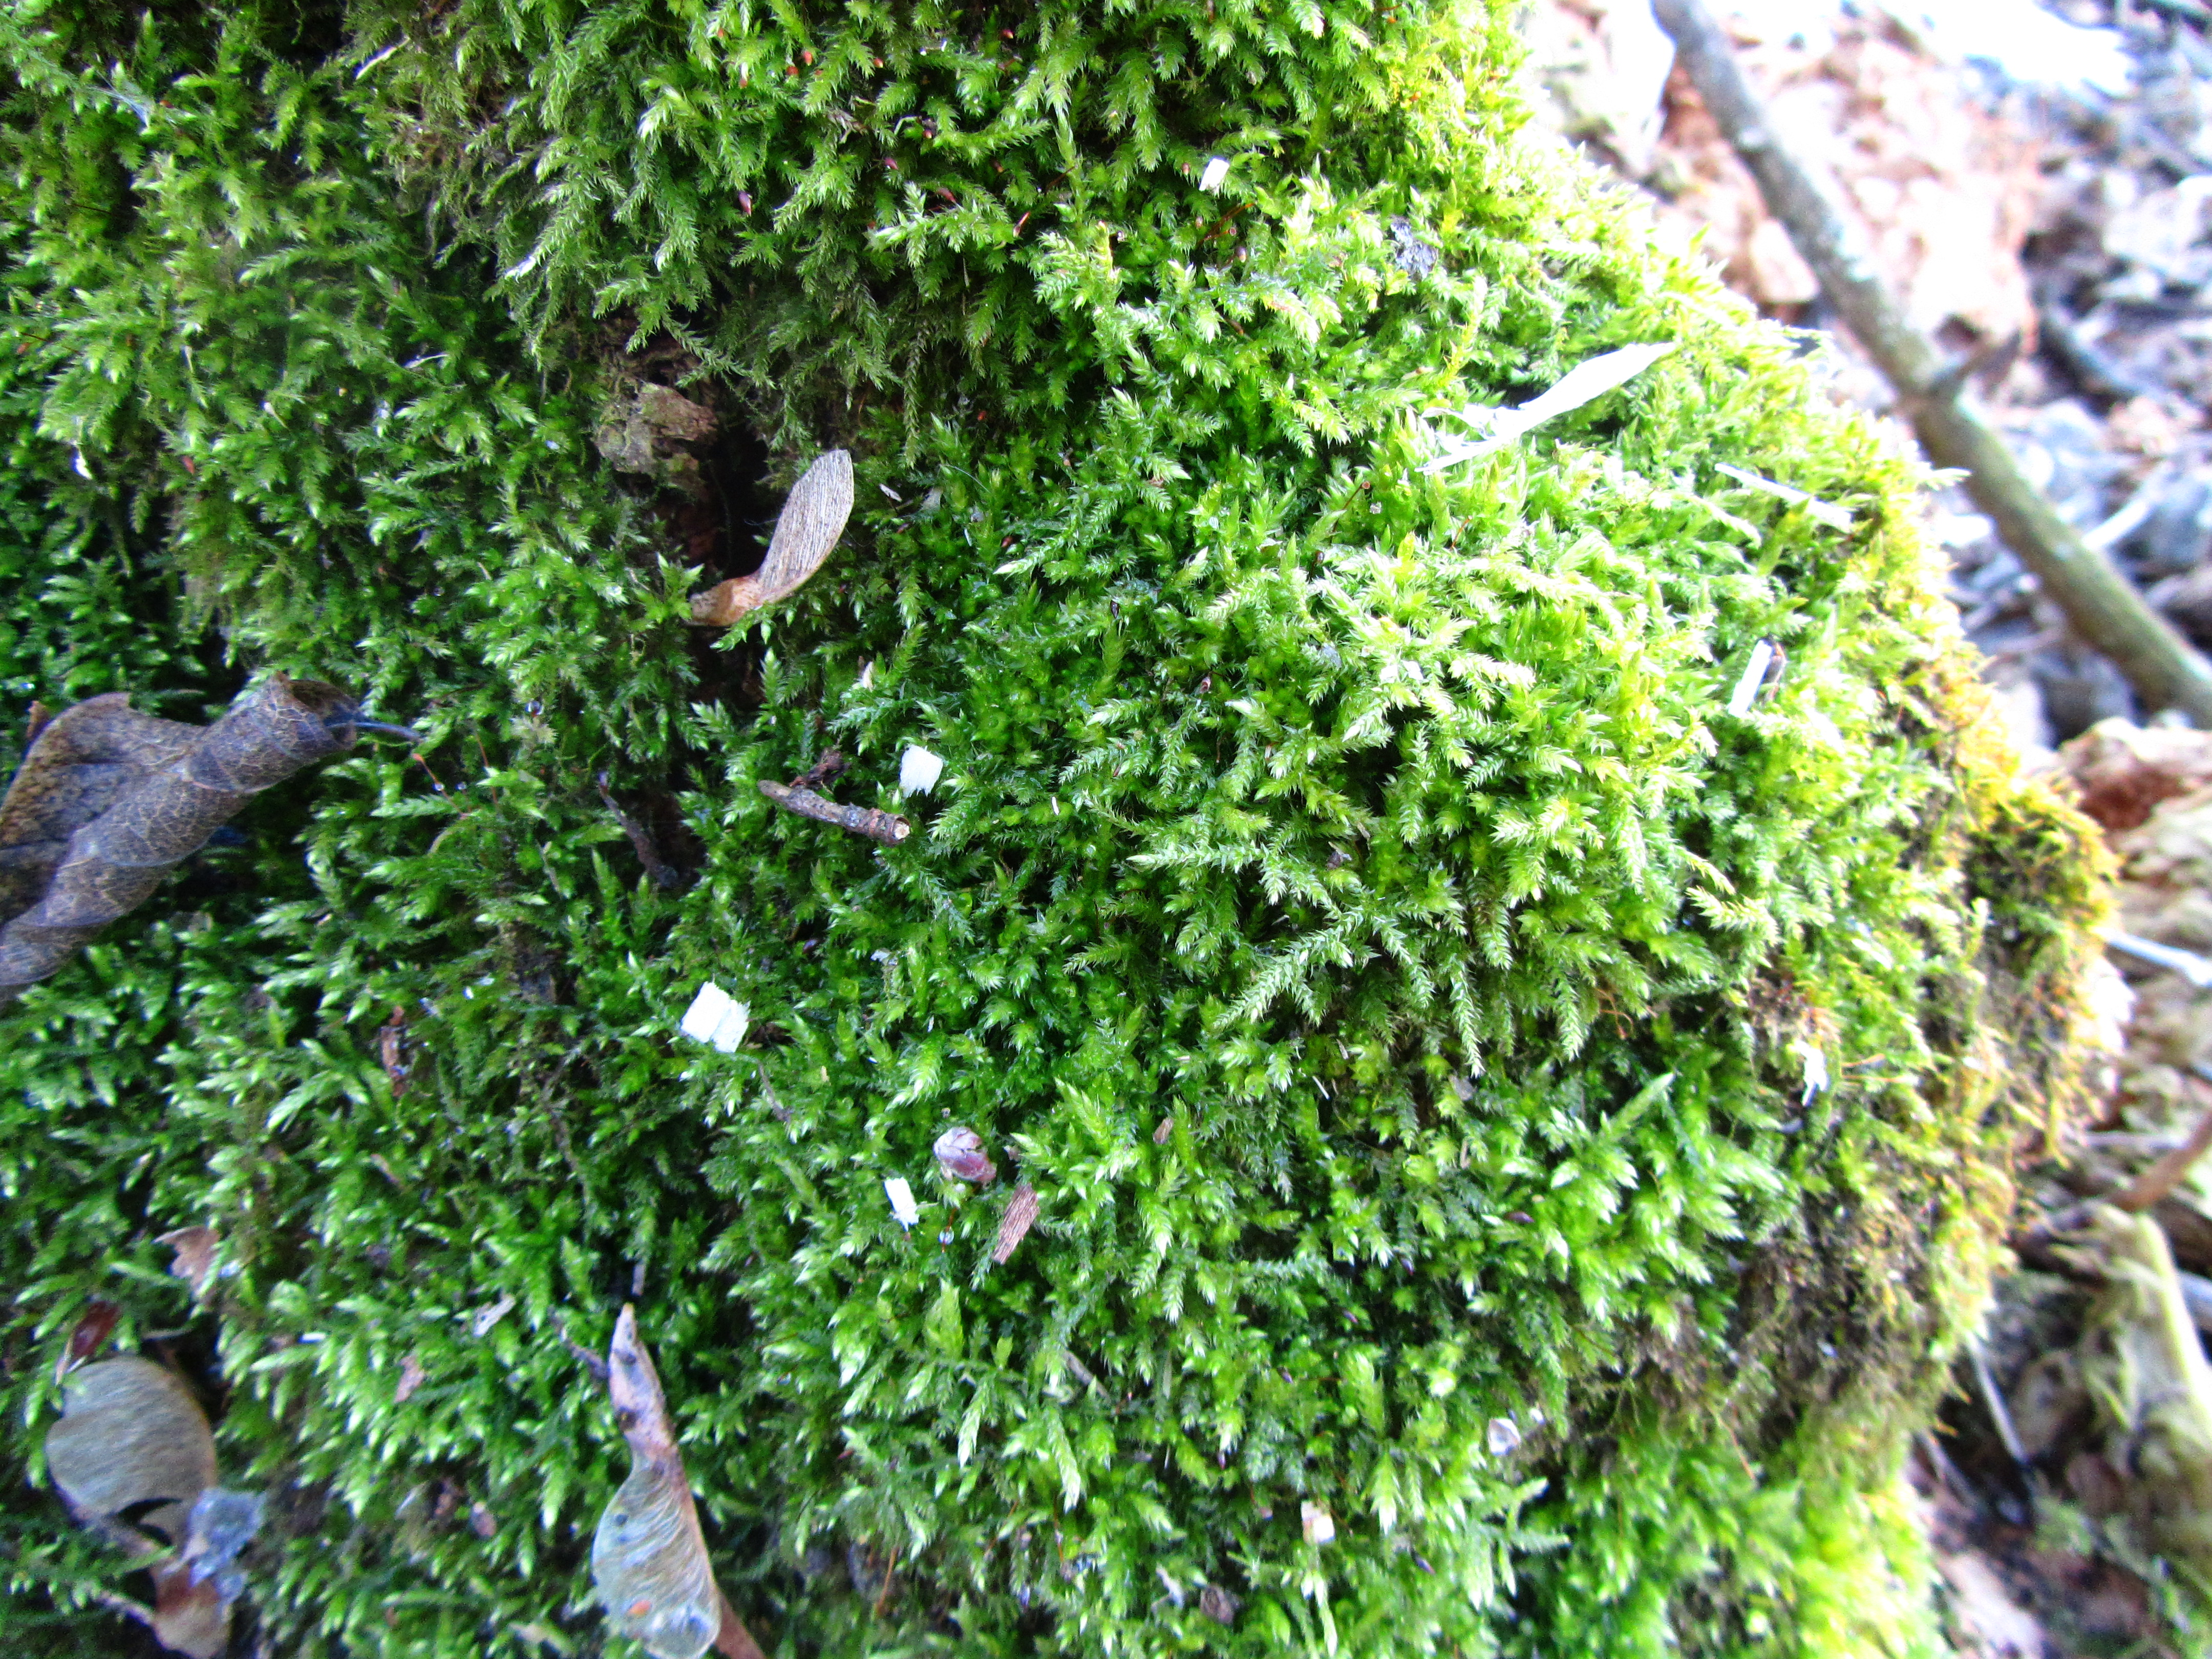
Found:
<box><xmin>0</xmin><ymin>3</ymin><xmax>2106</xmax><ymax>1656</ymax></box>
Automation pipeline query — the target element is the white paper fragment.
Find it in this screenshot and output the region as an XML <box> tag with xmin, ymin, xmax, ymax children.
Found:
<box><xmin>1422</xmin><ymin>343</ymin><xmax>1676</xmax><ymax>473</ymax></box>
<box><xmin>899</xmin><ymin>745</ymin><xmax>946</xmax><ymax>797</ymax></box>
<box><xmin>885</xmin><ymin>1176</ymin><xmax>921</xmax><ymax>1230</ymax></box>
<box><xmin>1486</xmin><ymin>1415</ymin><xmax>1522</xmax><ymax>1457</ymax></box>
<box><xmin>1713</xmin><ymin>461</ymin><xmax>1856</xmax><ymax>533</ymax></box>
<box><xmin>469</xmin><ymin>1292</ymin><xmax>517</xmax><ymax>1338</ymax></box>
<box><xmin>1300</xmin><ymin>1501</ymin><xmax>1335</xmax><ymax>1545</ymax></box>
<box><xmin>1199</xmin><ymin>156</ymin><xmax>1230</xmax><ymax>192</ymax></box>
<box><xmin>679</xmin><ymin>981</ymin><xmax>750</xmax><ymax>1052</ymax></box>
<box><xmin>1726</xmin><ymin>640</ymin><xmax>1776</xmax><ymax>717</ymax></box>
<box><xmin>1793</xmin><ymin>1039</ymin><xmax>1830</xmax><ymax>1104</ymax></box>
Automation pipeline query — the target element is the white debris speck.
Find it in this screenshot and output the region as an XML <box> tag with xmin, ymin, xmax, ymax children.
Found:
<box><xmin>1713</xmin><ymin>462</ymin><xmax>1855</xmax><ymax>533</ymax></box>
<box><xmin>885</xmin><ymin>1176</ymin><xmax>920</xmax><ymax>1229</ymax></box>
<box><xmin>1727</xmin><ymin>640</ymin><xmax>1777</xmax><ymax>717</ymax></box>
<box><xmin>880</xmin><ymin>482</ymin><xmax>903</xmax><ymax>502</ymax></box>
<box><xmin>1486</xmin><ymin>1415</ymin><xmax>1522</xmax><ymax>1457</ymax></box>
<box><xmin>1422</xmin><ymin>343</ymin><xmax>1676</xmax><ymax>473</ymax></box>
<box><xmin>899</xmin><ymin>745</ymin><xmax>946</xmax><ymax>797</ymax></box>
<box><xmin>1793</xmin><ymin>1039</ymin><xmax>1830</xmax><ymax>1104</ymax></box>
<box><xmin>1300</xmin><ymin>1501</ymin><xmax>1335</xmax><ymax>1545</ymax></box>
<box><xmin>1199</xmin><ymin>156</ymin><xmax>1230</xmax><ymax>192</ymax></box>
<box><xmin>679</xmin><ymin>982</ymin><xmax>751</xmax><ymax>1052</ymax></box>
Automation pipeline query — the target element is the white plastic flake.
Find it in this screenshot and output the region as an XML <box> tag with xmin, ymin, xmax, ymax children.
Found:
<box><xmin>885</xmin><ymin>1177</ymin><xmax>921</xmax><ymax>1230</ymax></box>
<box><xmin>679</xmin><ymin>982</ymin><xmax>751</xmax><ymax>1053</ymax></box>
<box><xmin>1199</xmin><ymin>156</ymin><xmax>1230</xmax><ymax>192</ymax></box>
<box><xmin>1422</xmin><ymin>343</ymin><xmax>1676</xmax><ymax>472</ymax></box>
<box><xmin>1300</xmin><ymin>1501</ymin><xmax>1335</xmax><ymax>1545</ymax></box>
<box><xmin>899</xmin><ymin>745</ymin><xmax>946</xmax><ymax>797</ymax></box>
<box><xmin>1794</xmin><ymin>1039</ymin><xmax>1830</xmax><ymax>1104</ymax></box>
<box><xmin>1726</xmin><ymin>640</ymin><xmax>1776</xmax><ymax>717</ymax></box>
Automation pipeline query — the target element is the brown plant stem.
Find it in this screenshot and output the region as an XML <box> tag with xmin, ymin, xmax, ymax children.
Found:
<box><xmin>1652</xmin><ymin>0</ymin><xmax>2212</xmax><ymax>725</ymax></box>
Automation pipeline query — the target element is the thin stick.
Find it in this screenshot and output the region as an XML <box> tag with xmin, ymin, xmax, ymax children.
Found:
<box><xmin>1652</xmin><ymin>0</ymin><xmax>2212</xmax><ymax>726</ymax></box>
<box><xmin>1967</xmin><ymin>1336</ymin><xmax>2030</xmax><ymax>1474</ymax></box>
<box><xmin>758</xmin><ymin>780</ymin><xmax>909</xmax><ymax>845</ymax></box>
<box><xmin>2112</xmin><ymin>1082</ymin><xmax>2212</xmax><ymax>1215</ymax></box>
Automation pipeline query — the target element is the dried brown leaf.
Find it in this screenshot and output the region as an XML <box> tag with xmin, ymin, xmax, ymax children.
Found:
<box><xmin>0</xmin><ymin>676</ymin><xmax>371</xmax><ymax>1004</ymax></box>
<box><xmin>158</xmin><ymin>1227</ymin><xmax>219</xmax><ymax>1301</ymax></box>
<box><xmin>689</xmin><ymin>450</ymin><xmax>854</xmax><ymax>626</ymax></box>
<box><xmin>54</xmin><ymin>1299</ymin><xmax>120</xmax><ymax>1385</ymax></box>
<box><xmin>993</xmin><ymin>1181</ymin><xmax>1040</xmax><ymax>1264</ymax></box>
<box><xmin>149</xmin><ymin>1560</ymin><xmax>228</xmax><ymax>1659</ymax></box>
<box><xmin>396</xmin><ymin>1353</ymin><xmax>427</xmax><ymax>1404</ymax></box>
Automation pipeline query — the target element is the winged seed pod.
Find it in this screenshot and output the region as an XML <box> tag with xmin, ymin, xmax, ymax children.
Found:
<box><xmin>44</xmin><ymin>1357</ymin><xmax>231</xmax><ymax>1658</ymax></box>
<box><xmin>591</xmin><ymin>1306</ymin><xmax>765</xmax><ymax>1659</ymax></box>
<box><xmin>689</xmin><ymin>450</ymin><xmax>855</xmax><ymax>626</ymax></box>
<box><xmin>0</xmin><ymin>676</ymin><xmax>409</xmax><ymax>1005</ymax></box>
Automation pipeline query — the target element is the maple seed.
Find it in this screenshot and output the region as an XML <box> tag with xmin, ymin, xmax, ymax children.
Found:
<box><xmin>45</xmin><ymin>1357</ymin><xmax>235</xmax><ymax>1658</ymax></box>
<box><xmin>591</xmin><ymin>1305</ymin><xmax>768</xmax><ymax>1659</ymax></box>
<box><xmin>0</xmin><ymin>675</ymin><xmax>405</xmax><ymax>1005</ymax></box>
<box><xmin>933</xmin><ymin>1126</ymin><xmax>997</xmax><ymax>1184</ymax></box>
<box><xmin>689</xmin><ymin>450</ymin><xmax>854</xmax><ymax>626</ymax></box>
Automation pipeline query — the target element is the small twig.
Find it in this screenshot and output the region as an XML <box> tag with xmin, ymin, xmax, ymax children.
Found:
<box><xmin>2112</xmin><ymin>1081</ymin><xmax>2212</xmax><ymax>1215</ymax></box>
<box><xmin>873</xmin><ymin>1537</ymin><xmax>901</xmax><ymax>1618</ymax></box>
<box><xmin>1967</xmin><ymin>1336</ymin><xmax>2030</xmax><ymax>1476</ymax></box>
<box><xmin>790</xmin><ymin>748</ymin><xmax>846</xmax><ymax>792</ymax></box>
<box><xmin>87</xmin><ymin>1586</ymin><xmax>158</xmax><ymax>1630</ymax></box>
<box><xmin>595</xmin><ymin>771</ymin><xmax>685</xmax><ymax>890</ymax></box>
<box><xmin>758</xmin><ymin>780</ymin><xmax>909</xmax><ymax>845</ymax></box>
<box><xmin>1653</xmin><ymin>0</ymin><xmax>2212</xmax><ymax>725</ymax></box>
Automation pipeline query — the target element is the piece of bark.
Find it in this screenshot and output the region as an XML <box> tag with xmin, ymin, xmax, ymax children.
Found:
<box><xmin>689</xmin><ymin>450</ymin><xmax>854</xmax><ymax>626</ymax></box>
<box><xmin>1652</xmin><ymin>0</ymin><xmax>2212</xmax><ymax>727</ymax></box>
<box><xmin>592</xmin><ymin>1306</ymin><xmax>767</xmax><ymax>1659</ymax></box>
<box><xmin>993</xmin><ymin>1181</ymin><xmax>1040</xmax><ymax>1264</ymax></box>
<box><xmin>757</xmin><ymin>780</ymin><xmax>909</xmax><ymax>845</ymax></box>
<box><xmin>0</xmin><ymin>676</ymin><xmax>377</xmax><ymax>1005</ymax></box>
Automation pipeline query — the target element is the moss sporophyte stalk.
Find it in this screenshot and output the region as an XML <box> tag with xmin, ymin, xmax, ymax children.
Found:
<box><xmin>0</xmin><ymin>3</ymin><xmax>2109</xmax><ymax>1657</ymax></box>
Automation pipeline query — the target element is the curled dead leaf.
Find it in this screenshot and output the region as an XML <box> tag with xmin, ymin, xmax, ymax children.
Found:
<box><xmin>688</xmin><ymin>450</ymin><xmax>854</xmax><ymax>626</ymax></box>
<box><xmin>932</xmin><ymin>1126</ymin><xmax>996</xmax><ymax>1185</ymax></box>
<box><xmin>158</xmin><ymin>1227</ymin><xmax>219</xmax><ymax>1301</ymax></box>
<box><xmin>0</xmin><ymin>676</ymin><xmax>402</xmax><ymax>1005</ymax></box>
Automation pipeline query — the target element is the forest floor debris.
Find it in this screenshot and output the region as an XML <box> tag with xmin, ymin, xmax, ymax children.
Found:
<box><xmin>1523</xmin><ymin>3</ymin><xmax>2212</xmax><ymax>1648</ymax></box>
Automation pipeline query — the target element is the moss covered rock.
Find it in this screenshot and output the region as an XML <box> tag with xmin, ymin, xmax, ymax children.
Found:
<box><xmin>0</xmin><ymin>3</ymin><xmax>2107</xmax><ymax>1656</ymax></box>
